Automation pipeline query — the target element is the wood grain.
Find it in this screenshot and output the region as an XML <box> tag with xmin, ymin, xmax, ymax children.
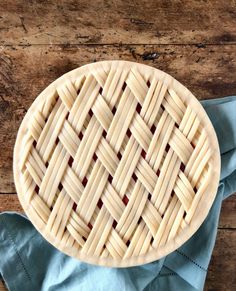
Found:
<box><xmin>0</xmin><ymin>44</ymin><xmax>236</xmax><ymax>193</ymax></box>
<box><xmin>0</xmin><ymin>1</ymin><xmax>236</xmax><ymax>289</ymax></box>
<box><xmin>0</xmin><ymin>281</ymin><xmax>6</xmax><ymax>291</ymax></box>
<box><xmin>0</xmin><ymin>0</ymin><xmax>236</xmax><ymax>45</ymax></box>
<box><xmin>219</xmin><ymin>196</ymin><xmax>236</xmax><ymax>229</ymax></box>
<box><xmin>205</xmin><ymin>230</ymin><xmax>236</xmax><ymax>291</ymax></box>
<box><xmin>0</xmin><ymin>194</ymin><xmax>23</xmax><ymax>212</ymax></box>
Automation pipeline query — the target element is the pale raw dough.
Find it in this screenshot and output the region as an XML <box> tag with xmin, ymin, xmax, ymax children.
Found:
<box><xmin>13</xmin><ymin>61</ymin><xmax>220</xmax><ymax>267</ymax></box>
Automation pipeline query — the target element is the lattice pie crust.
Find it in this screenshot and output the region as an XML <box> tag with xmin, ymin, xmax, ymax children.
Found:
<box><xmin>14</xmin><ymin>61</ymin><xmax>220</xmax><ymax>267</ymax></box>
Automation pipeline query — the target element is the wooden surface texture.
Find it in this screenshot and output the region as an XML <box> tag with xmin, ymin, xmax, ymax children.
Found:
<box><xmin>0</xmin><ymin>1</ymin><xmax>235</xmax><ymax>290</ymax></box>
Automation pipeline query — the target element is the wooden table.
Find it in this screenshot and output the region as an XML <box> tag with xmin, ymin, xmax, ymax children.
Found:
<box><xmin>0</xmin><ymin>1</ymin><xmax>235</xmax><ymax>290</ymax></box>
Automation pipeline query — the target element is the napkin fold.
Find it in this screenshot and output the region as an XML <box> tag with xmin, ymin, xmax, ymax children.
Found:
<box><xmin>1</xmin><ymin>96</ymin><xmax>236</xmax><ymax>291</ymax></box>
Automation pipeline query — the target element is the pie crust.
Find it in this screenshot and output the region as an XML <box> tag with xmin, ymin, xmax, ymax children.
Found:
<box><xmin>14</xmin><ymin>61</ymin><xmax>220</xmax><ymax>267</ymax></box>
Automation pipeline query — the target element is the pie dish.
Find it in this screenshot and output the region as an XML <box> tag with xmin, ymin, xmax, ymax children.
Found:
<box><xmin>14</xmin><ymin>60</ymin><xmax>220</xmax><ymax>267</ymax></box>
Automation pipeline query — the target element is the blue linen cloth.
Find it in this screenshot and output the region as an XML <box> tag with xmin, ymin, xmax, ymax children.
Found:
<box><xmin>0</xmin><ymin>96</ymin><xmax>236</xmax><ymax>291</ymax></box>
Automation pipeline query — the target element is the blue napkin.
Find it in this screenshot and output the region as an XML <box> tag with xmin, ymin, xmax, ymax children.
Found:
<box><xmin>1</xmin><ymin>96</ymin><xmax>236</xmax><ymax>291</ymax></box>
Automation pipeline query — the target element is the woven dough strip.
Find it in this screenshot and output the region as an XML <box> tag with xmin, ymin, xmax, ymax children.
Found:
<box><xmin>14</xmin><ymin>61</ymin><xmax>220</xmax><ymax>267</ymax></box>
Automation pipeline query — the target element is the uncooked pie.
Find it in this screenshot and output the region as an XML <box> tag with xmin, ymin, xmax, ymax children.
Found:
<box><xmin>14</xmin><ymin>61</ymin><xmax>220</xmax><ymax>267</ymax></box>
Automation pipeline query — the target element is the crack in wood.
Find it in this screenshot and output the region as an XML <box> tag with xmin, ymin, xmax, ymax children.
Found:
<box><xmin>19</xmin><ymin>16</ymin><xmax>28</xmax><ymax>33</ymax></box>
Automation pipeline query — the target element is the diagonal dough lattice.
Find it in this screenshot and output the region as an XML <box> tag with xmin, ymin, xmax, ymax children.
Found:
<box><xmin>14</xmin><ymin>61</ymin><xmax>220</xmax><ymax>267</ymax></box>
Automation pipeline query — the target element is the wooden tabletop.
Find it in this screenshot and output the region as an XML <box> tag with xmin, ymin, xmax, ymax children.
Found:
<box><xmin>0</xmin><ymin>1</ymin><xmax>235</xmax><ymax>290</ymax></box>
